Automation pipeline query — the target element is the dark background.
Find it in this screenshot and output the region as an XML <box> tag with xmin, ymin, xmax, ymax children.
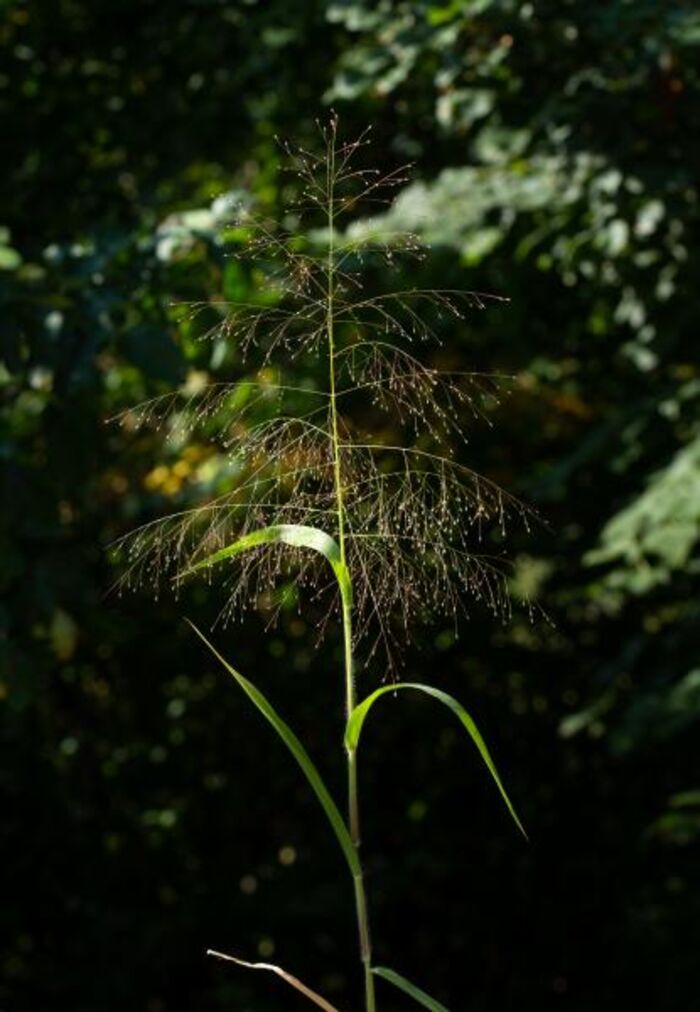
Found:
<box><xmin>2</xmin><ymin>2</ymin><xmax>699</xmax><ymax>1010</ymax></box>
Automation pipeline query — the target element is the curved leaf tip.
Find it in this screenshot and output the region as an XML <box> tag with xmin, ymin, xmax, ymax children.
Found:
<box><xmin>180</xmin><ymin>523</ymin><xmax>352</xmax><ymax>603</ymax></box>
<box><xmin>346</xmin><ymin>682</ymin><xmax>527</xmax><ymax>840</ymax></box>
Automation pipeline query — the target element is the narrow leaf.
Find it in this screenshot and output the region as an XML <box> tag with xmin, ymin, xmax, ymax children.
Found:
<box><xmin>346</xmin><ymin>683</ymin><xmax>526</xmax><ymax>839</ymax></box>
<box><xmin>208</xmin><ymin>949</ymin><xmax>343</xmax><ymax>1012</ymax></box>
<box><xmin>181</xmin><ymin>523</ymin><xmax>352</xmax><ymax>602</ymax></box>
<box><xmin>187</xmin><ymin>620</ymin><xmax>360</xmax><ymax>876</ymax></box>
<box><xmin>372</xmin><ymin>966</ymin><xmax>450</xmax><ymax>1012</ymax></box>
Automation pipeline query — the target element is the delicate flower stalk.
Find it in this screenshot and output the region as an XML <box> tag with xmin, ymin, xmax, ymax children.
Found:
<box><xmin>113</xmin><ymin>115</ymin><xmax>532</xmax><ymax>1012</ymax></box>
<box><xmin>323</xmin><ymin>116</ymin><xmax>376</xmax><ymax>1010</ymax></box>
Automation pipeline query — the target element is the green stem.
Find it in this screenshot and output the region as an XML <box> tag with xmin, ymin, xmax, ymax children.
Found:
<box><xmin>342</xmin><ymin>585</ymin><xmax>374</xmax><ymax>1011</ymax></box>
<box><xmin>326</xmin><ymin>120</ymin><xmax>376</xmax><ymax>1012</ymax></box>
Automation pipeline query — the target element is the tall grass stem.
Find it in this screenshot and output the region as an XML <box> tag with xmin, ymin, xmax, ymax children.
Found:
<box><xmin>326</xmin><ymin>116</ymin><xmax>376</xmax><ymax>1012</ymax></box>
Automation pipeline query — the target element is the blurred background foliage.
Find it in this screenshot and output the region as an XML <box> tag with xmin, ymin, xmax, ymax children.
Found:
<box><xmin>1</xmin><ymin>1</ymin><xmax>699</xmax><ymax>1009</ymax></box>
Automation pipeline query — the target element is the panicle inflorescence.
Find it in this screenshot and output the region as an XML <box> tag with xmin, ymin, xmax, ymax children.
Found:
<box><xmin>112</xmin><ymin>115</ymin><xmax>534</xmax><ymax>671</ymax></box>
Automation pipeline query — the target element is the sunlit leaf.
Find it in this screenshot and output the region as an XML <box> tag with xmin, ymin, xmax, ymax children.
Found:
<box><xmin>183</xmin><ymin>523</ymin><xmax>352</xmax><ymax>602</ymax></box>
<box><xmin>346</xmin><ymin>682</ymin><xmax>526</xmax><ymax>839</ymax></box>
<box><xmin>187</xmin><ymin>620</ymin><xmax>359</xmax><ymax>876</ymax></box>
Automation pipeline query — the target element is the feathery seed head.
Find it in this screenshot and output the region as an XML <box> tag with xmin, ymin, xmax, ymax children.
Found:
<box><xmin>112</xmin><ymin>118</ymin><xmax>534</xmax><ymax>670</ymax></box>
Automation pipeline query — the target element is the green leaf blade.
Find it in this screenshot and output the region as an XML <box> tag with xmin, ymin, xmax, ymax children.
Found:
<box><xmin>181</xmin><ymin>524</ymin><xmax>352</xmax><ymax>603</ymax></box>
<box><xmin>372</xmin><ymin>966</ymin><xmax>450</xmax><ymax>1012</ymax></box>
<box><xmin>346</xmin><ymin>682</ymin><xmax>526</xmax><ymax>839</ymax></box>
<box><xmin>187</xmin><ymin>620</ymin><xmax>360</xmax><ymax>877</ymax></box>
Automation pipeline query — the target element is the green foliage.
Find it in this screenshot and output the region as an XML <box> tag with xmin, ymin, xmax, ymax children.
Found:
<box><xmin>185</xmin><ymin>523</ymin><xmax>352</xmax><ymax>604</ymax></box>
<box><xmin>586</xmin><ymin>432</ymin><xmax>700</xmax><ymax>594</ymax></box>
<box><xmin>345</xmin><ymin>682</ymin><xmax>526</xmax><ymax>837</ymax></box>
<box><xmin>2</xmin><ymin>0</ymin><xmax>700</xmax><ymax>1008</ymax></box>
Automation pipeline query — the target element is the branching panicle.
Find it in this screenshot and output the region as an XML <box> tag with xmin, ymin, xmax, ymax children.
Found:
<box><xmin>113</xmin><ymin>117</ymin><xmax>532</xmax><ymax>671</ymax></box>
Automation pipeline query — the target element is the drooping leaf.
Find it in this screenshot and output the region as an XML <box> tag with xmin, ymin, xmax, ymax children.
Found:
<box><xmin>182</xmin><ymin>523</ymin><xmax>352</xmax><ymax>602</ymax></box>
<box><xmin>207</xmin><ymin>949</ymin><xmax>343</xmax><ymax>1012</ymax></box>
<box><xmin>372</xmin><ymin>966</ymin><xmax>450</xmax><ymax>1012</ymax></box>
<box><xmin>346</xmin><ymin>682</ymin><xmax>526</xmax><ymax>839</ymax></box>
<box><xmin>187</xmin><ymin>620</ymin><xmax>359</xmax><ymax>876</ymax></box>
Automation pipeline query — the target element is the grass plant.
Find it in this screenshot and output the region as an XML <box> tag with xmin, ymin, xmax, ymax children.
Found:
<box><xmin>115</xmin><ymin>115</ymin><xmax>530</xmax><ymax>1011</ymax></box>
